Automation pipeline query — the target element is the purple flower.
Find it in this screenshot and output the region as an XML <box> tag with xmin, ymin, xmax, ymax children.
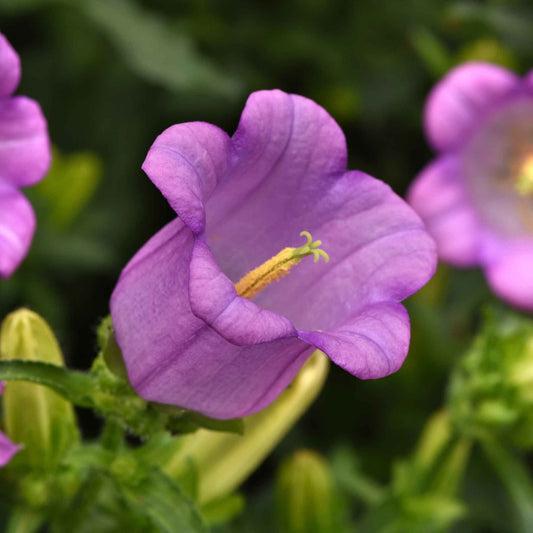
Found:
<box><xmin>408</xmin><ymin>62</ymin><xmax>533</xmax><ymax>310</ymax></box>
<box><xmin>0</xmin><ymin>383</ymin><xmax>19</xmax><ymax>467</ymax></box>
<box><xmin>111</xmin><ymin>90</ymin><xmax>436</xmax><ymax>419</ymax></box>
<box><xmin>0</xmin><ymin>33</ymin><xmax>51</xmax><ymax>279</ymax></box>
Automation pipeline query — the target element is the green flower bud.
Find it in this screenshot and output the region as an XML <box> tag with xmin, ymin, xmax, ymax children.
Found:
<box><xmin>276</xmin><ymin>449</ymin><xmax>337</xmax><ymax>533</ymax></box>
<box><xmin>164</xmin><ymin>350</ymin><xmax>329</xmax><ymax>504</ymax></box>
<box><xmin>0</xmin><ymin>309</ymin><xmax>79</xmax><ymax>469</ymax></box>
<box><xmin>449</xmin><ymin>310</ymin><xmax>533</xmax><ymax>448</ymax></box>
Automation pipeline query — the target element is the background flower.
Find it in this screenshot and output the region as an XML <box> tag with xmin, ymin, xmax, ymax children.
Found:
<box><xmin>111</xmin><ymin>90</ymin><xmax>436</xmax><ymax>419</ymax></box>
<box><xmin>408</xmin><ymin>62</ymin><xmax>533</xmax><ymax>310</ymax></box>
<box><xmin>0</xmin><ymin>33</ymin><xmax>51</xmax><ymax>279</ymax></box>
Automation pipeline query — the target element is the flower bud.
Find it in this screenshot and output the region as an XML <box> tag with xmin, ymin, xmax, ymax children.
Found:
<box><xmin>0</xmin><ymin>309</ymin><xmax>79</xmax><ymax>469</ymax></box>
<box><xmin>449</xmin><ymin>311</ymin><xmax>533</xmax><ymax>448</ymax></box>
<box><xmin>164</xmin><ymin>350</ymin><xmax>329</xmax><ymax>504</ymax></box>
<box><xmin>276</xmin><ymin>449</ymin><xmax>337</xmax><ymax>533</ymax></box>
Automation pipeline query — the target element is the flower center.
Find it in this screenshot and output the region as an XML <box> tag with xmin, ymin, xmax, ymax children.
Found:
<box><xmin>463</xmin><ymin>97</ymin><xmax>533</xmax><ymax>237</ymax></box>
<box><xmin>516</xmin><ymin>155</ymin><xmax>533</xmax><ymax>196</ymax></box>
<box><xmin>235</xmin><ymin>231</ymin><xmax>329</xmax><ymax>299</ymax></box>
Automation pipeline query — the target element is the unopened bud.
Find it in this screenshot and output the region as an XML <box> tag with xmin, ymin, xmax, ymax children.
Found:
<box><xmin>164</xmin><ymin>350</ymin><xmax>329</xmax><ymax>504</ymax></box>
<box><xmin>276</xmin><ymin>449</ymin><xmax>336</xmax><ymax>533</ymax></box>
<box><xmin>0</xmin><ymin>309</ymin><xmax>79</xmax><ymax>468</ymax></box>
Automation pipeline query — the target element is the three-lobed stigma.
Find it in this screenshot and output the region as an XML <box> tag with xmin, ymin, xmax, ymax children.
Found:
<box><xmin>235</xmin><ymin>231</ymin><xmax>329</xmax><ymax>299</ymax></box>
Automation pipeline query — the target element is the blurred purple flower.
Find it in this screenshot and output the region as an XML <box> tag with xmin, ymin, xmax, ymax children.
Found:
<box><xmin>408</xmin><ymin>62</ymin><xmax>533</xmax><ymax>310</ymax></box>
<box><xmin>0</xmin><ymin>383</ymin><xmax>19</xmax><ymax>467</ymax></box>
<box><xmin>111</xmin><ymin>90</ymin><xmax>436</xmax><ymax>419</ymax></box>
<box><xmin>0</xmin><ymin>33</ymin><xmax>51</xmax><ymax>279</ymax></box>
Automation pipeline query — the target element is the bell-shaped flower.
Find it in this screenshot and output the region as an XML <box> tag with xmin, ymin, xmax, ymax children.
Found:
<box><xmin>111</xmin><ymin>90</ymin><xmax>436</xmax><ymax>419</ymax></box>
<box><xmin>408</xmin><ymin>62</ymin><xmax>533</xmax><ymax>310</ymax></box>
<box><xmin>0</xmin><ymin>33</ymin><xmax>51</xmax><ymax>278</ymax></box>
<box><xmin>0</xmin><ymin>383</ymin><xmax>19</xmax><ymax>467</ymax></box>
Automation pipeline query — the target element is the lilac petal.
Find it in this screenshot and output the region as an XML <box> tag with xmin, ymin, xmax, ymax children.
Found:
<box><xmin>0</xmin><ymin>183</ymin><xmax>36</xmax><ymax>279</ymax></box>
<box><xmin>0</xmin><ymin>33</ymin><xmax>21</xmax><ymax>98</ymax></box>
<box><xmin>206</xmin><ymin>90</ymin><xmax>347</xmax><ymax>282</ymax></box>
<box><xmin>424</xmin><ymin>62</ymin><xmax>519</xmax><ymax>152</ymax></box>
<box><xmin>110</xmin><ymin>219</ymin><xmax>312</xmax><ymax>419</ymax></box>
<box><xmin>116</xmin><ymin>90</ymin><xmax>437</xmax><ymax>418</ymax></box>
<box><xmin>484</xmin><ymin>241</ymin><xmax>533</xmax><ymax>311</ymax></box>
<box><xmin>142</xmin><ymin>122</ymin><xmax>230</xmax><ymax>234</ymax></box>
<box><xmin>407</xmin><ymin>155</ymin><xmax>483</xmax><ymax>267</ymax></box>
<box><xmin>0</xmin><ymin>431</ymin><xmax>19</xmax><ymax>467</ymax></box>
<box><xmin>0</xmin><ymin>96</ymin><xmax>51</xmax><ymax>187</ymax></box>
<box><xmin>189</xmin><ymin>239</ymin><xmax>297</xmax><ymax>344</ymax></box>
<box><xmin>0</xmin><ymin>383</ymin><xmax>19</xmax><ymax>467</ymax></box>
<box><xmin>299</xmin><ymin>302</ymin><xmax>410</xmax><ymax>379</ymax></box>
<box><xmin>248</xmin><ymin>171</ymin><xmax>436</xmax><ymax>332</ymax></box>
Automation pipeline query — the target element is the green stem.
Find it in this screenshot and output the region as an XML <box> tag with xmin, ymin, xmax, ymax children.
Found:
<box><xmin>0</xmin><ymin>360</ymin><xmax>95</xmax><ymax>408</ymax></box>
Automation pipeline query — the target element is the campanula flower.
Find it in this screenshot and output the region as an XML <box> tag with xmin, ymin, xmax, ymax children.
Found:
<box><xmin>408</xmin><ymin>62</ymin><xmax>533</xmax><ymax>309</ymax></box>
<box><xmin>0</xmin><ymin>383</ymin><xmax>19</xmax><ymax>467</ymax></box>
<box><xmin>111</xmin><ymin>90</ymin><xmax>436</xmax><ymax>419</ymax></box>
<box><xmin>0</xmin><ymin>33</ymin><xmax>51</xmax><ymax>278</ymax></box>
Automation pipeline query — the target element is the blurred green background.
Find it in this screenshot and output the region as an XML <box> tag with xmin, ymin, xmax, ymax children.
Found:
<box><xmin>1</xmin><ymin>1</ymin><xmax>533</xmax><ymax>531</ymax></box>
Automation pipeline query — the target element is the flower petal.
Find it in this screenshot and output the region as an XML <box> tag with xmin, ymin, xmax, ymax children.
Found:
<box><xmin>484</xmin><ymin>241</ymin><xmax>533</xmax><ymax>311</ymax></box>
<box><xmin>110</xmin><ymin>219</ymin><xmax>312</xmax><ymax>419</ymax></box>
<box><xmin>407</xmin><ymin>155</ymin><xmax>483</xmax><ymax>267</ymax></box>
<box><xmin>245</xmin><ymin>171</ymin><xmax>436</xmax><ymax>333</ymax></box>
<box><xmin>0</xmin><ymin>183</ymin><xmax>36</xmax><ymax>279</ymax></box>
<box><xmin>205</xmin><ymin>90</ymin><xmax>347</xmax><ymax>282</ymax></box>
<box><xmin>189</xmin><ymin>239</ymin><xmax>297</xmax><ymax>344</ymax></box>
<box><xmin>0</xmin><ymin>96</ymin><xmax>51</xmax><ymax>187</ymax></box>
<box><xmin>0</xmin><ymin>430</ymin><xmax>19</xmax><ymax>467</ymax></box>
<box><xmin>298</xmin><ymin>302</ymin><xmax>410</xmax><ymax>379</ymax></box>
<box><xmin>0</xmin><ymin>33</ymin><xmax>21</xmax><ymax>98</ymax></box>
<box><xmin>424</xmin><ymin>62</ymin><xmax>519</xmax><ymax>152</ymax></box>
<box><xmin>0</xmin><ymin>382</ymin><xmax>19</xmax><ymax>467</ymax></box>
<box><xmin>142</xmin><ymin>122</ymin><xmax>230</xmax><ymax>234</ymax></box>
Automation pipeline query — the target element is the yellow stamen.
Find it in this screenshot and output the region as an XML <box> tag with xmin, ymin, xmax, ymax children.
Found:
<box><xmin>235</xmin><ymin>231</ymin><xmax>329</xmax><ymax>299</ymax></box>
<box><xmin>516</xmin><ymin>155</ymin><xmax>533</xmax><ymax>196</ymax></box>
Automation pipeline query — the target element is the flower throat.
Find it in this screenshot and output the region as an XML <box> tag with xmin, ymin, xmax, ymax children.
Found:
<box><xmin>235</xmin><ymin>231</ymin><xmax>329</xmax><ymax>299</ymax></box>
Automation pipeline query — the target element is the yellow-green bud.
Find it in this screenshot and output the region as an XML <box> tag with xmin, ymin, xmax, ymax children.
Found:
<box><xmin>276</xmin><ymin>449</ymin><xmax>337</xmax><ymax>533</ymax></box>
<box><xmin>164</xmin><ymin>350</ymin><xmax>329</xmax><ymax>504</ymax></box>
<box><xmin>0</xmin><ymin>309</ymin><xmax>79</xmax><ymax>469</ymax></box>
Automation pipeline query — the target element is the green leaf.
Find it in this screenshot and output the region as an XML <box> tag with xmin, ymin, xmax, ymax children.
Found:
<box><xmin>481</xmin><ymin>436</ymin><xmax>533</xmax><ymax>533</ymax></box>
<box><xmin>201</xmin><ymin>493</ymin><xmax>245</xmax><ymax>526</ymax></box>
<box><xmin>118</xmin><ymin>468</ymin><xmax>207</xmax><ymax>533</ymax></box>
<box><xmin>33</xmin><ymin>148</ymin><xmax>102</xmax><ymax>227</ymax></box>
<box><xmin>81</xmin><ymin>0</ymin><xmax>241</xmax><ymax>98</ymax></box>
<box><xmin>409</xmin><ymin>27</ymin><xmax>452</xmax><ymax>78</ymax></box>
<box><xmin>0</xmin><ymin>360</ymin><xmax>95</xmax><ymax>408</ymax></box>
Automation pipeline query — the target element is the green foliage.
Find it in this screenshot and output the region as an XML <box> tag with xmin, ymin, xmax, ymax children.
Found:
<box><xmin>33</xmin><ymin>148</ymin><xmax>102</xmax><ymax>228</ymax></box>
<box><xmin>449</xmin><ymin>310</ymin><xmax>533</xmax><ymax>447</ymax></box>
<box><xmin>1</xmin><ymin>1</ymin><xmax>533</xmax><ymax>531</ymax></box>
<box><xmin>81</xmin><ymin>0</ymin><xmax>241</xmax><ymax>98</ymax></box>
